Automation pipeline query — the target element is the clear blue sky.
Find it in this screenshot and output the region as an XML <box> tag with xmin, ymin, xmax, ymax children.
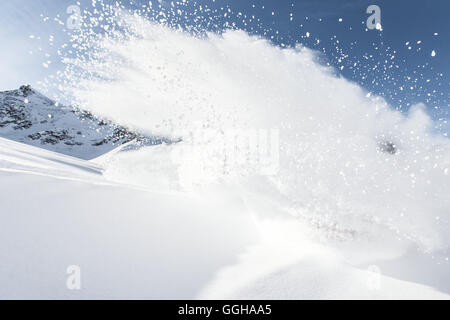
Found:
<box><xmin>1</xmin><ymin>0</ymin><xmax>448</xmax><ymax>122</ymax></box>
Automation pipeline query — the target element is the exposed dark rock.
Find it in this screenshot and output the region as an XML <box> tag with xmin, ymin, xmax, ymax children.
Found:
<box><xmin>378</xmin><ymin>140</ymin><xmax>398</xmax><ymax>155</ymax></box>
<box><xmin>19</xmin><ymin>85</ymin><xmax>34</xmax><ymax>97</ymax></box>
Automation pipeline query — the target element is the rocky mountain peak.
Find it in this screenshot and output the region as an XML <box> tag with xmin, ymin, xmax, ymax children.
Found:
<box><xmin>0</xmin><ymin>86</ymin><xmax>165</xmax><ymax>160</ymax></box>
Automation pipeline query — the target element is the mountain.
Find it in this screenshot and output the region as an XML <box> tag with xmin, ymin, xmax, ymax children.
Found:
<box><xmin>0</xmin><ymin>85</ymin><xmax>165</xmax><ymax>160</ymax></box>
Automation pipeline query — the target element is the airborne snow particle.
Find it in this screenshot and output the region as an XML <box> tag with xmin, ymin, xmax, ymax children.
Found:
<box><xmin>379</xmin><ymin>141</ymin><xmax>398</xmax><ymax>155</ymax></box>
<box><xmin>431</xmin><ymin>50</ymin><xmax>436</xmax><ymax>57</ymax></box>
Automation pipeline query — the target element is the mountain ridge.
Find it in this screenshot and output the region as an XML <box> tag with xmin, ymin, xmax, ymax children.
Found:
<box><xmin>0</xmin><ymin>85</ymin><xmax>165</xmax><ymax>160</ymax></box>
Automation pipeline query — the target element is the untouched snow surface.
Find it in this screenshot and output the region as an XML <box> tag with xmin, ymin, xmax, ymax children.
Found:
<box><xmin>0</xmin><ymin>137</ymin><xmax>449</xmax><ymax>299</ymax></box>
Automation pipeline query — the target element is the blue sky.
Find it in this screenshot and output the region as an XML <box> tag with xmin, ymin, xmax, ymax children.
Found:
<box><xmin>1</xmin><ymin>0</ymin><xmax>448</xmax><ymax>123</ymax></box>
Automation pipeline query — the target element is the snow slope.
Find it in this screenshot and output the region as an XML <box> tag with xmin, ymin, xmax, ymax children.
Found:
<box><xmin>0</xmin><ymin>136</ymin><xmax>103</xmax><ymax>181</ymax></box>
<box><xmin>0</xmin><ymin>137</ymin><xmax>258</xmax><ymax>299</ymax></box>
<box><xmin>0</xmin><ymin>137</ymin><xmax>449</xmax><ymax>299</ymax></box>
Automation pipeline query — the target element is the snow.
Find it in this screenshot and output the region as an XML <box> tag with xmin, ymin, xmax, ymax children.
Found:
<box><xmin>0</xmin><ymin>137</ymin><xmax>258</xmax><ymax>299</ymax></box>
<box><xmin>1</xmin><ymin>5</ymin><xmax>449</xmax><ymax>300</ymax></box>
<box><xmin>0</xmin><ymin>138</ymin><xmax>102</xmax><ymax>181</ymax></box>
<box><xmin>1</xmin><ymin>137</ymin><xmax>449</xmax><ymax>299</ymax></box>
<box><xmin>58</xmin><ymin>14</ymin><xmax>450</xmax><ymax>253</ymax></box>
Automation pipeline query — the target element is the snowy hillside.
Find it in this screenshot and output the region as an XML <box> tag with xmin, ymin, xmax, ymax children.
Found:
<box><xmin>0</xmin><ymin>85</ymin><xmax>165</xmax><ymax>160</ymax></box>
<box><xmin>0</xmin><ymin>137</ymin><xmax>257</xmax><ymax>299</ymax></box>
<box><xmin>1</xmin><ymin>137</ymin><xmax>449</xmax><ymax>299</ymax></box>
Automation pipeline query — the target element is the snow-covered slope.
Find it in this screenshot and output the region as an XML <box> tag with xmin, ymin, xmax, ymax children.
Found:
<box><xmin>0</xmin><ymin>86</ymin><xmax>164</xmax><ymax>160</ymax></box>
<box><xmin>0</xmin><ymin>137</ymin><xmax>449</xmax><ymax>299</ymax></box>
<box><xmin>0</xmin><ymin>137</ymin><xmax>258</xmax><ymax>299</ymax></box>
<box><xmin>0</xmin><ymin>136</ymin><xmax>103</xmax><ymax>181</ymax></box>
